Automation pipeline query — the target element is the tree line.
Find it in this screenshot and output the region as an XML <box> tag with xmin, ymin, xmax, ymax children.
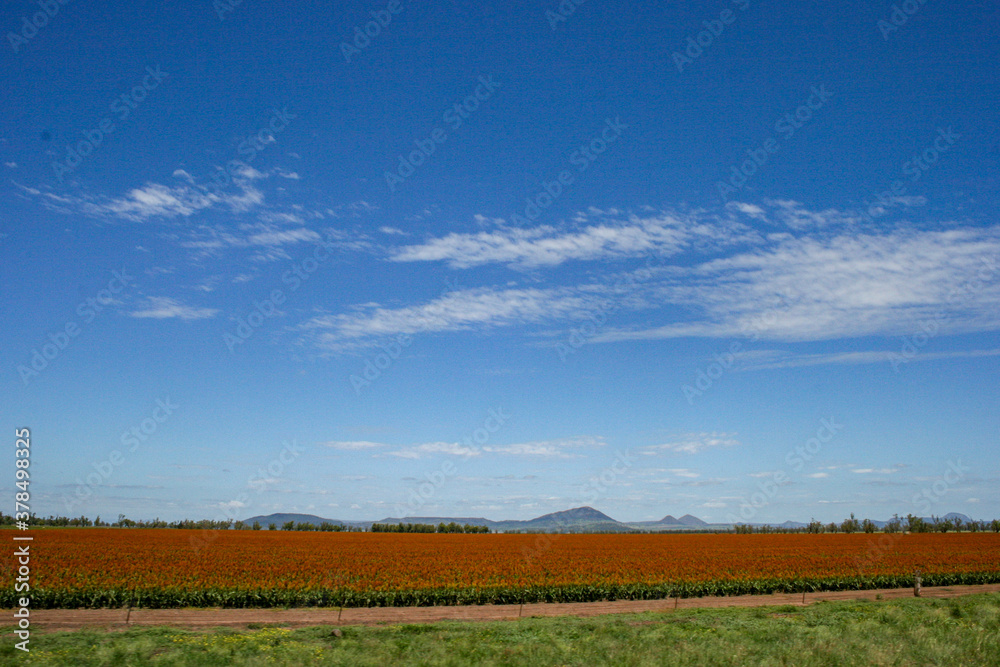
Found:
<box><xmin>369</xmin><ymin>522</ymin><xmax>491</xmax><ymax>533</ymax></box>
<box><xmin>0</xmin><ymin>513</ymin><xmax>485</xmax><ymax>533</ymax></box>
<box><xmin>732</xmin><ymin>513</ymin><xmax>1000</xmax><ymax>534</ymax></box>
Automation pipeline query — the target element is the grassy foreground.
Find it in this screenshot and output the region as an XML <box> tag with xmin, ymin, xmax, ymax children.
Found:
<box><xmin>3</xmin><ymin>593</ymin><xmax>999</xmax><ymax>666</ymax></box>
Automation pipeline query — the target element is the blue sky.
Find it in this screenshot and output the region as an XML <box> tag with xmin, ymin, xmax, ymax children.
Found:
<box><xmin>2</xmin><ymin>0</ymin><xmax>998</xmax><ymax>524</ymax></box>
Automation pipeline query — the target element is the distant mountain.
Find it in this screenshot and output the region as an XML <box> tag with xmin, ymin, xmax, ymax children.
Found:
<box><xmin>242</xmin><ymin>513</ymin><xmax>352</xmax><ymax>528</ymax></box>
<box><xmin>647</xmin><ymin>514</ymin><xmax>711</xmax><ymax>527</ymax></box>
<box><xmin>244</xmin><ymin>507</ymin><xmax>633</xmax><ymax>533</ymax></box>
<box><xmin>677</xmin><ymin>514</ymin><xmax>709</xmax><ymax>527</ymax></box>
<box><xmin>527</xmin><ymin>506</ymin><xmax>616</xmax><ymax>526</ymax></box>
<box><xmin>494</xmin><ymin>506</ymin><xmax>629</xmax><ymax>532</ymax></box>
<box><xmin>375</xmin><ymin>506</ymin><xmax>629</xmax><ymax>533</ymax></box>
<box><xmin>241</xmin><ymin>508</ymin><xmax>982</xmax><ymax>533</ymax></box>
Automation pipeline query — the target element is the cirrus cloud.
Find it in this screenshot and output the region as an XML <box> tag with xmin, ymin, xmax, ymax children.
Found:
<box><xmin>129</xmin><ymin>297</ymin><xmax>218</xmax><ymax>320</ymax></box>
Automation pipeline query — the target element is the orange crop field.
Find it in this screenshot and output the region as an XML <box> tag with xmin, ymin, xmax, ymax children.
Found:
<box><xmin>7</xmin><ymin>529</ymin><xmax>1000</xmax><ymax>608</ymax></box>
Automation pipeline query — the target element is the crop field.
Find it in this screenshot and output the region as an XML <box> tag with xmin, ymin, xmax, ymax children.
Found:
<box><xmin>5</xmin><ymin>529</ymin><xmax>999</xmax><ymax>609</ymax></box>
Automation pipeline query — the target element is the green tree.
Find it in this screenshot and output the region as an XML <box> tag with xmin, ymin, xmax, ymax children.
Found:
<box><xmin>841</xmin><ymin>513</ymin><xmax>860</xmax><ymax>533</ymax></box>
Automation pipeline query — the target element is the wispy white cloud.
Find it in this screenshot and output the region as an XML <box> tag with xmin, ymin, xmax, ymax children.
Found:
<box><xmin>383</xmin><ymin>442</ymin><xmax>481</xmax><ymax>459</ymax></box>
<box><xmin>179</xmin><ymin>223</ymin><xmax>338</xmax><ymax>262</ymax></box>
<box><xmin>380</xmin><ymin>436</ymin><xmax>605</xmax><ymax>460</ymax></box>
<box><xmin>766</xmin><ymin>199</ymin><xmax>873</xmax><ymax>229</ymax></box>
<box><xmin>641</xmin><ymin>433</ymin><xmax>740</xmax><ymax>455</ymax></box>
<box><xmin>24</xmin><ymin>168</ymin><xmax>360</xmax><ymax>233</ymax></box>
<box><xmin>860</xmin><ymin>194</ymin><xmax>927</xmax><ymax>219</ymax></box>
<box><xmin>738</xmin><ymin>348</ymin><xmax>1000</xmax><ymax>371</ymax></box>
<box><xmin>388</xmin><ymin>200</ymin><xmax>921</xmax><ymax>270</ymax></box>
<box><xmin>325</xmin><ymin>201</ymin><xmax>378</xmax><ymax>217</ymax></box>
<box><xmin>266</xmin><ymin>200</ymin><xmax>1000</xmax><ymax>356</ymax></box>
<box><xmin>129</xmin><ymin>297</ymin><xmax>218</xmax><ymax>320</ymax></box>
<box><xmin>724</xmin><ymin>198</ymin><xmax>924</xmax><ymax>229</ymax></box>
<box><xmin>391</xmin><ymin>210</ymin><xmax>754</xmax><ymax>269</ymax></box>
<box><xmin>33</xmin><ymin>180</ymin><xmax>264</xmax><ymax>222</ymax></box>
<box><xmin>595</xmin><ymin>227</ymin><xmax>1000</xmax><ymax>343</ymax></box>
<box><xmin>302</xmin><ymin>286</ymin><xmax>607</xmax><ymax>352</ymax></box>
<box><xmin>235</xmin><ymin>165</ymin><xmax>267</xmax><ymax>180</ymax></box>
<box><xmin>104</xmin><ymin>182</ymin><xmax>264</xmax><ymax>221</ymax></box>
<box><xmin>726</xmin><ymin>202</ymin><xmax>766</xmax><ymax>220</ymax></box>
<box><xmin>484</xmin><ymin>436</ymin><xmax>606</xmax><ymax>458</ymax></box>
<box><xmin>245</xmin><ymin>227</ymin><xmax>319</xmax><ymax>246</ymax></box>
<box><xmin>172</xmin><ymin>169</ymin><xmax>194</xmax><ymax>184</ymax></box>
<box><xmin>322</xmin><ymin>441</ymin><xmax>385</xmax><ymax>450</ymax></box>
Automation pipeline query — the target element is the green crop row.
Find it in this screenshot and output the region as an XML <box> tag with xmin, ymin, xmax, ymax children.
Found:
<box><xmin>7</xmin><ymin>570</ymin><xmax>1000</xmax><ymax>610</ymax></box>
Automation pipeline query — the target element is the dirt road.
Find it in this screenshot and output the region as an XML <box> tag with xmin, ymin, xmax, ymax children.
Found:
<box><xmin>18</xmin><ymin>583</ymin><xmax>999</xmax><ymax>632</ymax></box>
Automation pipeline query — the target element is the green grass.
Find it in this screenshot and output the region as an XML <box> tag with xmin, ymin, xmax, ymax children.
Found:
<box><xmin>2</xmin><ymin>593</ymin><xmax>998</xmax><ymax>666</ymax></box>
